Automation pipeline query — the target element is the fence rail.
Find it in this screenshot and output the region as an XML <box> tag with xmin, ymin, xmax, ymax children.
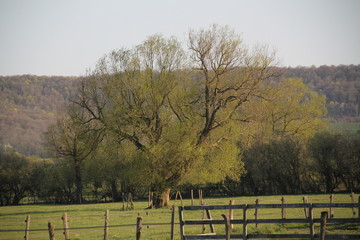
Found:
<box><xmin>179</xmin><ymin>202</ymin><xmax>360</xmax><ymax>240</ymax></box>
<box><xmin>1</xmin><ymin>193</ymin><xmax>359</xmax><ymax>239</ymax></box>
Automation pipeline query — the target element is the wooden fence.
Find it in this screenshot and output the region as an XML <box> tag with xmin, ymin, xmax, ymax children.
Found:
<box><xmin>2</xmin><ymin>192</ymin><xmax>359</xmax><ymax>239</ymax></box>
<box><xmin>179</xmin><ymin>202</ymin><xmax>360</xmax><ymax>240</ymax></box>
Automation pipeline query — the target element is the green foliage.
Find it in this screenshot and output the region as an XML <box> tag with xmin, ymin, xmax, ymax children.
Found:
<box><xmin>0</xmin><ymin>151</ymin><xmax>32</xmax><ymax>205</ymax></box>
<box><xmin>73</xmin><ymin>26</ymin><xmax>274</xmax><ymax>204</ymax></box>
<box><xmin>241</xmin><ymin>78</ymin><xmax>328</xmax><ymax>145</ymax></box>
<box><xmin>241</xmin><ymin>137</ymin><xmax>305</xmax><ymax>194</ymax></box>
<box><xmin>308</xmin><ymin>131</ymin><xmax>360</xmax><ymax>193</ymax></box>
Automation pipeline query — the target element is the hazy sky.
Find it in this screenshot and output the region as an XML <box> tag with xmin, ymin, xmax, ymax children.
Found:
<box><xmin>1</xmin><ymin>0</ymin><xmax>359</xmax><ymax>76</ymax></box>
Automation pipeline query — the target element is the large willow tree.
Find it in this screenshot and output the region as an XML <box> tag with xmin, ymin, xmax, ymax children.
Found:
<box><xmin>71</xmin><ymin>25</ymin><xmax>277</xmax><ymax>207</ymax></box>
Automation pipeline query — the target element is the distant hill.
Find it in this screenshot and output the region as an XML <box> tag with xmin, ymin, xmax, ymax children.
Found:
<box><xmin>280</xmin><ymin>65</ymin><xmax>360</xmax><ymax>121</ymax></box>
<box><xmin>1</xmin><ymin>65</ymin><xmax>359</xmax><ymax>156</ymax></box>
<box><xmin>0</xmin><ymin>75</ymin><xmax>79</xmax><ymax>156</ymax></box>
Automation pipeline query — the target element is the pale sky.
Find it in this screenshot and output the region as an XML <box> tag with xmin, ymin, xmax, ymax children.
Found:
<box><xmin>1</xmin><ymin>0</ymin><xmax>359</xmax><ymax>76</ymax></box>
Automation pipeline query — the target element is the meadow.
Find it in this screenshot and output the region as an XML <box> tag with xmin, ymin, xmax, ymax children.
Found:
<box><xmin>0</xmin><ymin>193</ymin><xmax>359</xmax><ymax>240</ymax></box>
<box><xmin>330</xmin><ymin>122</ymin><xmax>360</xmax><ymax>134</ymax></box>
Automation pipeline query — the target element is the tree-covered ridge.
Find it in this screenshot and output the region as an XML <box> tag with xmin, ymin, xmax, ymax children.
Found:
<box><xmin>0</xmin><ymin>65</ymin><xmax>359</xmax><ymax>157</ymax></box>
<box><xmin>281</xmin><ymin>65</ymin><xmax>360</xmax><ymax>120</ymax></box>
<box><xmin>0</xmin><ymin>75</ymin><xmax>78</xmax><ymax>156</ymax></box>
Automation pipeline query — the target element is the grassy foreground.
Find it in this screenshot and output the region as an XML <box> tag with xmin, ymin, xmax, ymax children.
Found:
<box><xmin>0</xmin><ymin>193</ymin><xmax>359</xmax><ymax>240</ymax></box>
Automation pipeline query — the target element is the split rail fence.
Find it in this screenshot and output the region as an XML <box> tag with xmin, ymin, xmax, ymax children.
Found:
<box><xmin>179</xmin><ymin>201</ymin><xmax>360</xmax><ymax>240</ymax></box>
<box><xmin>2</xmin><ymin>192</ymin><xmax>360</xmax><ymax>240</ymax></box>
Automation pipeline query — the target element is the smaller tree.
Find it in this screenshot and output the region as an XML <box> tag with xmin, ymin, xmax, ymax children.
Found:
<box><xmin>307</xmin><ymin>131</ymin><xmax>343</xmax><ymax>193</ymax></box>
<box><xmin>0</xmin><ymin>150</ymin><xmax>32</xmax><ymax>205</ymax></box>
<box><xmin>242</xmin><ymin>137</ymin><xmax>305</xmax><ymax>195</ymax></box>
<box><xmin>46</xmin><ymin>105</ymin><xmax>103</xmax><ymax>204</ymax></box>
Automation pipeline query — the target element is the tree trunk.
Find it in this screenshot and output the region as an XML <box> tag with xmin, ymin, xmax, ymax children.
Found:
<box><xmin>111</xmin><ymin>180</ymin><xmax>121</xmax><ymax>202</ymax></box>
<box><xmin>153</xmin><ymin>189</ymin><xmax>171</xmax><ymax>208</ymax></box>
<box><xmin>74</xmin><ymin>160</ymin><xmax>83</xmax><ymax>204</ymax></box>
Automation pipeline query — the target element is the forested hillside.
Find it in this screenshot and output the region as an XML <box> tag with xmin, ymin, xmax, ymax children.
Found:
<box><xmin>0</xmin><ymin>75</ymin><xmax>78</xmax><ymax>156</ymax></box>
<box><xmin>281</xmin><ymin>65</ymin><xmax>360</xmax><ymax>120</ymax></box>
<box><xmin>0</xmin><ymin>65</ymin><xmax>359</xmax><ymax>156</ymax></box>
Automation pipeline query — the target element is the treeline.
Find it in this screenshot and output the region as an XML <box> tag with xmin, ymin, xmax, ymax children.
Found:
<box><xmin>1</xmin><ymin>65</ymin><xmax>359</xmax><ymax>157</ymax></box>
<box><xmin>214</xmin><ymin>131</ymin><xmax>360</xmax><ymax>196</ymax></box>
<box><xmin>1</xmin><ymin>130</ymin><xmax>359</xmax><ymax>205</ymax></box>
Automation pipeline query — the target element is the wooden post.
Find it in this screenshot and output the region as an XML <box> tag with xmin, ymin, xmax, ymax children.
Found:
<box><xmin>255</xmin><ymin>199</ymin><xmax>259</xmax><ymax>228</ymax></box>
<box><xmin>202</xmin><ymin>203</ymin><xmax>206</xmax><ymax>233</ymax></box>
<box><xmin>136</xmin><ymin>217</ymin><xmax>142</xmax><ymax>240</ymax></box>
<box><xmin>148</xmin><ymin>191</ymin><xmax>152</xmax><ymax>208</ymax></box>
<box><xmin>281</xmin><ymin>197</ymin><xmax>286</xmax><ymax>219</ymax></box>
<box><xmin>309</xmin><ymin>204</ymin><xmax>315</xmax><ymax>240</ymax></box>
<box><xmin>48</xmin><ymin>222</ymin><xmax>55</xmax><ymax>240</ymax></box>
<box><xmin>151</xmin><ymin>192</ymin><xmax>154</xmax><ymax>209</ymax></box>
<box><xmin>24</xmin><ymin>215</ymin><xmax>30</xmax><ymax>240</ymax></box>
<box><xmin>206</xmin><ymin>207</ymin><xmax>216</xmax><ymax>233</ymax></box>
<box><xmin>221</xmin><ymin>214</ymin><xmax>230</xmax><ymax>240</ymax></box>
<box><xmin>358</xmin><ymin>196</ymin><xmax>360</xmax><ymax>219</ymax></box>
<box><xmin>176</xmin><ymin>191</ymin><xmax>184</xmax><ymax>206</ymax></box>
<box><xmin>229</xmin><ymin>200</ymin><xmax>234</xmax><ymax>229</ymax></box>
<box><xmin>62</xmin><ymin>213</ymin><xmax>70</xmax><ymax>240</ymax></box>
<box><xmin>174</xmin><ymin>191</ymin><xmax>178</xmax><ymax>207</ymax></box>
<box><xmin>319</xmin><ymin>211</ymin><xmax>328</xmax><ymax>240</ymax></box>
<box><xmin>104</xmin><ymin>210</ymin><xmax>109</xmax><ymax>240</ymax></box>
<box><xmin>243</xmin><ymin>205</ymin><xmax>248</xmax><ymax>240</ymax></box>
<box><xmin>191</xmin><ymin>189</ymin><xmax>194</xmax><ymax>206</ymax></box>
<box><xmin>170</xmin><ymin>206</ymin><xmax>175</xmax><ymax>240</ymax></box>
<box><xmin>303</xmin><ymin>196</ymin><xmax>309</xmax><ymax>218</ymax></box>
<box><xmin>122</xmin><ymin>193</ymin><xmax>125</xmax><ymax>211</ymax></box>
<box><xmin>329</xmin><ymin>194</ymin><xmax>334</xmax><ymax>218</ymax></box>
<box><xmin>179</xmin><ymin>206</ymin><xmax>185</xmax><ymax>240</ymax></box>
<box><xmin>199</xmin><ymin>189</ymin><xmax>203</xmax><ymax>205</ymax></box>
<box><xmin>350</xmin><ymin>192</ymin><xmax>356</xmax><ymax>218</ymax></box>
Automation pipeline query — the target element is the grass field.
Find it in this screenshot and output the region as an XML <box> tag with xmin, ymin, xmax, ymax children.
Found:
<box><xmin>330</xmin><ymin>122</ymin><xmax>360</xmax><ymax>134</ymax></box>
<box><xmin>0</xmin><ymin>193</ymin><xmax>359</xmax><ymax>240</ymax></box>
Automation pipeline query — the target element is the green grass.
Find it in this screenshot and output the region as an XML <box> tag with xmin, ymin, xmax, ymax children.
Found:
<box><xmin>0</xmin><ymin>194</ymin><xmax>359</xmax><ymax>240</ymax></box>
<box><xmin>330</xmin><ymin>122</ymin><xmax>360</xmax><ymax>134</ymax></box>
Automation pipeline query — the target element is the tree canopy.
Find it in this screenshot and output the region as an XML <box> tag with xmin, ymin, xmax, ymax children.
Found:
<box><xmin>65</xmin><ymin>25</ymin><xmax>278</xmax><ymax>206</ymax></box>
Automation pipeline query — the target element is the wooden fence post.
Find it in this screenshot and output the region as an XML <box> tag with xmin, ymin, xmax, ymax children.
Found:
<box><xmin>191</xmin><ymin>190</ymin><xmax>194</xmax><ymax>206</ymax></box>
<box><xmin>148</xmin><ymin>191</ymin><xmax>152</xmax><ymax>208</ymax></box>
<box><xmin>329</xmin><ymin>194</ymin><xmax>334</xmax><ymax>218</ymax></box>
<box><xmin>170</xmin><ymin>206</ymin><xmax>175</xmax><ymax>240</ymax></box>
<box><xmin>229</xmin><ymin>200</ymin><xmax>234</xmax><ymax>229</ymax></box>
<box><xmin>202</xmin><ymin>203</ymin><xmax>206</xmax><ymax>233</ymax></box>
<box><xmin>303</xmin><ymin>196</ymin><xmax>309</xmax><ymax>218</ymax></box>
<box><xmin>358</xmin><ymin>196</ymin><xmax>360</xmax><ymax>219</ymax></box>
<box><xmin>350</xmin><ymin>192</ymin><xmax>355</xmax><ymax>218</ymax></box>
<box><xmin>179</xmin><ymin>207</ymin><xmax>185</xmax><ymax>240</ymax></box>
<box><xmin>255</xmin><ymin>199</ymin><xmax>259</xmax><ymax>228</ymax></box>
<box><xmin>48</xmin><ymin>222</ymin><xmax>55</xmax><ymax>240</ymax></box>
<box><xmin>281</xmin><ymin>197</ymin><xmax>286</xmax><ymax>219</ymax></box>
<box><xmin>199</xmin><ymin>189</ymin><xmax>203</xmax><ymax>205</ymax></box>
<box><xmin>243</xmin><ymin>205</ymin><xmax>248</xmax><ymax>240</ymax></box>
<box><xmin>104</xmin><ymin>210</ymin><xmax>109</xmax><ymax>240</ymax></box>
<box><xmin>136</xmin><ymin>217</ymin><xmax>142</xmax><ymax>240</ymax></box>
<box><xmin>206</xmin><ymin>208</ymin><xmax>216</xmax><ymax>234</ymax></box>
<box><xmin>24</xmin><ymin>215</ymin><xmax>30</xmax><ymax>240</ymax></box>
<box><xmin>175</xmin><ymin>191</ymin><xmax>184</xmax><ymax>206</ymax></box>
<box><xmin>319</xmin><ymin>211</ymin><xmax>328</xmax><ymax>240</ymax></box>
<box><xmin>309</xmin><ymin>204</ymin><xmax>315</xmax><ymax>240</ymax></box>
<box><xmin>62</xmin><ymin>213</ymin><xmax>70</xmax><ymax>240</ymax></box>
<box><xmin>221</xmin><ymin>214</ymin><xmax>230</xmax><ymax>240</ymax></box>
